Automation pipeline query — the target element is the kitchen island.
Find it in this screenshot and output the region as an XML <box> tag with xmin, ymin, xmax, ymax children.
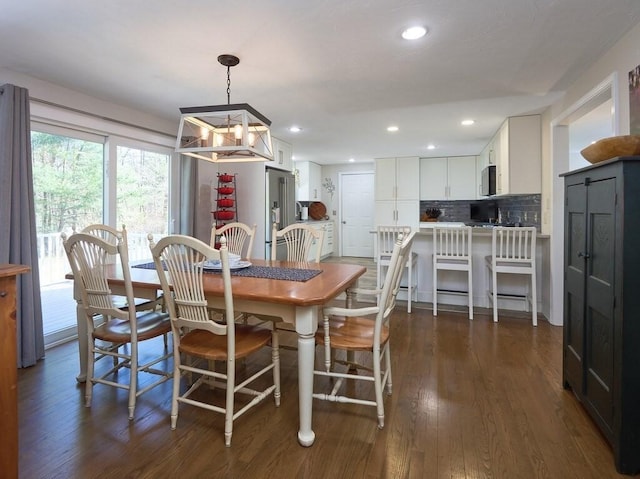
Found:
<box><xmin>404</xmin><ymin>223</ymin><xmax>550</xmax><ymax>320</ymax></box>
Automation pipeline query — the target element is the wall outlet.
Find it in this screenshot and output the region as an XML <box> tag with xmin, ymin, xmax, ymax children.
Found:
<box><xmin>332</xmin><ymin>210</ymin><xmax>336</xmax><ymax>216</ymax></box>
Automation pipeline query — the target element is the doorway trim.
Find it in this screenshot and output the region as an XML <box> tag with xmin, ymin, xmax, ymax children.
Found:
<box><xmin>548</xmin><ymin>72</ymin><xmax>619</xmax><ymax>326</ymax></box>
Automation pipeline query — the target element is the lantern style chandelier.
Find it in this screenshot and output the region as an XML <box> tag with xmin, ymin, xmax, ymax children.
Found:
<box><xmin>175</xmin><ymin>54</ymin><xmax>273</xmax><ymax>163</ymax></box>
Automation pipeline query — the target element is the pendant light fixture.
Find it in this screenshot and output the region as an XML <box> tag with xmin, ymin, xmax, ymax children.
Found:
<box><xmin>175</xmin><ymin>54</ymin><xmax>273</xmax><ymax>163</ymax></box>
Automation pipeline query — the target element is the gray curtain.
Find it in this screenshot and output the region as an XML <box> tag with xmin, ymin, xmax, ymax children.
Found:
<box><xmin>0</xmin><ymin>83</ymin><xmax>45</xmax><ymax>367</ymax></box>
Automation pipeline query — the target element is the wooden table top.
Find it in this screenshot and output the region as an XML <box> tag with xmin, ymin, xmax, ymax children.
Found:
<box><xmin>67</xmin><ymin>259</ymin><xmax>366</xmax><ymax>308</ymax></box>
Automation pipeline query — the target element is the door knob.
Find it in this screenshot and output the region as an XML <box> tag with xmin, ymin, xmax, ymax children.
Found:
<box><xmin>578</xmin><ymin>251</ymin><xmax>590</xmax><ymax>259</ymax></box>
<box><xmin>342</xmin><ymin>221</ymin><xmax>346</xmax><ymax>224</ymax></box>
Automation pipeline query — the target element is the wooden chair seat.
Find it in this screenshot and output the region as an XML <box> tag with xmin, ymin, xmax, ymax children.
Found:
<box><xmin>179</xmin><ymin>326</ymin><xmax>272</xmax><ymax>361</ymax></box>
<box><xmin>93</xmin><ymin>311</ymin><xmax>171</xmax><ymax>343</ymax></box>
<box><xmin>316</xmin><ymin>316</ymin><xmax>389</xmax><ymax>351</ymax></box>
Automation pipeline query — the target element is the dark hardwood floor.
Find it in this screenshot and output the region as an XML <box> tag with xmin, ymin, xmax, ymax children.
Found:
<box><xmin>18</xmin><ymin>305</ymin><xmax>631</xmax><ymax>479</ymax></box>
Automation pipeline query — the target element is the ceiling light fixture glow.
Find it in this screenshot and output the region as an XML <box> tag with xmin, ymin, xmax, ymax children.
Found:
<box><xmin>427</xmin><ymin>144</ymin><xmax>436</xmax><ymax>150</ymax></box>
<box><xmin>461</xmin><ymin>119</ymin><xmax>475</xmax><ymax>126</ymax></box>
<box><xmin>175</xmin><ymin>54</ymin><xmax>273</xmax><ymax>163</ymax></box>
<box><xmin>349</xmin><ymin>158</ymin><xmax>355</xmax><ymax>162</ymax></box>
<box><xmin>402</xmin><ymin>26</ymin><xmax>427</xmax><ymax>40</ymax></box>
<box><xmin>387</xmin><ymin>125</ymin><xmax>399</xmax><ymax>132</ymax></box>
<box><xmin>289</xmin><ymin>126</ymin><xmax>302</xmax><ymax>133</ymax></box>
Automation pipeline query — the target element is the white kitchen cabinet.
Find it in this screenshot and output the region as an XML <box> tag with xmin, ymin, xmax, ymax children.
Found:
<box><xmin>375</xmin><ymin>157</ymin><xmax>419</xmax><ymax>228</ymax></box>
<box><xmin>306</xmin><ymin>220</ymin><xmax>333</xmax><ymax>260</ymax></box>
<box><xmin>295</xmin><ymin>161</ymin><xmax>322</xmax><ymax>201</ymax></box>
<box><xmin>375</xmin><ymin>157</ymin><xmax>419</xmax><ymax>200</ymax></box>
<box><xmin>493</xmin><ymin>115</ymin><xmax>541</xmax><ymax>195</ymax></box>
<box><xmin>271</xmin><ymin>137</ymin><xmax>293</xmax><ymax>171</ymax></box>
<box><xmin>420</xmin><ymin>156</ymin><xmax>476</xmax><ymax>200</ymax></box>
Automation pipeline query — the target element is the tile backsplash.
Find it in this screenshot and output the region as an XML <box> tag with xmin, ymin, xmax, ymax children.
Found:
<box><xmin>420</xmin><ymin>194</ymin><xmax>541</xmax><ymax>230</ymax></box>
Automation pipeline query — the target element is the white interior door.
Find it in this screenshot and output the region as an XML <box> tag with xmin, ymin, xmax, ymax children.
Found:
<box><xmin>340</xmin><ymin>171</ymin><xmax>374</xmax><ymax>257</ymax></box>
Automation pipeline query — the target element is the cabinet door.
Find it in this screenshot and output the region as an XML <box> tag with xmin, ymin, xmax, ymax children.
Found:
<box><xmin>395</xmin><ymin>200</ymin><xmax>419</xmax><ymax>229</ymax></box>
<box><xmin>564</xmin><ymin>180</ymin><xmax>586</xmax><ymax>393</ymax></box>
<box><xmin>447</xmin><ymin>156</ymin><xmax>477</xmax><ymax>200</ymax></box>
<box><xmin>583</xmin><ymin>176</ymin><xmax>616</xmax><ymax>431</ymax></box>
<box><xmin>375</xmin><ymin>158</ymin><xmax>397</xmax><ymax>200</ymax></box>
<box><xmin>374</xmin><ymin>200</ymin><xmax>397</xmax><ymax>226</ymax></box>
<box><xmin>309</xmin><ymin>162</ymin><xmax>322</xmax><ymax>200</ymax></box>
<box><xmin>420</xmin><ymin>157</ymin><xmax>447</xmax><ymax>200</ymax></box>
<box><xmin>395</xmin><ymin>157</ymin><xmax>420</xmax><ymax>200</ymax></box>
<box><xmin>271</xmin><ymin>138</ymin><xmax>293</xmax><ymax>171</ymax></box>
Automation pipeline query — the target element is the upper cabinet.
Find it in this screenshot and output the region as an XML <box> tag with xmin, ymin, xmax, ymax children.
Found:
<box><xmin>492</xmin><ymin>115</ymin><xmax>541</xmax><ymax>195</ymax></box>
<box><xmin>375</xmin><ymin>156</ymin><xmax>420</xmax><ymax>201</ymax></box>
<box><xmin>375</xmin><ymin>156</ymin><xmax>419</xmax><ymax>228</ymax></box>
<box><xmin>271</xmin><ymin>137</ymin><xmax>293</xmax><ymax>172</ymax></box>
<box><xmin>295</xmin><ymin>161</ymin><xmax>322</xmax><ymax>201</ymax></box>
<box><xmin>420</xmin><ymin>156</ymin><xmax>477</xmax><ymax>200</ymax></box>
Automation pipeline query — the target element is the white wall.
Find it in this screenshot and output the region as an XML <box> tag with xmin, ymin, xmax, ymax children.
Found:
<box><xmin>541</xmin><ymin>20</ymin><xmax>640</xmax><ymax>326</ymax></box>
<box><xmin>0</xmin><ymin>67</ymin><xmax>176</xmax><ymax>135</ymax></box>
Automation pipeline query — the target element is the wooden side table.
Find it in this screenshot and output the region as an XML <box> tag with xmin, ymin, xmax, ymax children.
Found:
<box><xmin>0</xmin><ymin>264</ymin><xmax>31</xmax><ymax>479</ymax></box>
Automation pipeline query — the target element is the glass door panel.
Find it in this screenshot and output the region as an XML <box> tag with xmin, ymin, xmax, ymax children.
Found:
<box><xmin>31</xmin><ymin>129</ymin><xmax>104</xmax><ymax>343</ymax></box>
<box><xmin>116</xmin><ymin>145</ymin><xmax>170</xmax><ymax>260</ymax></box>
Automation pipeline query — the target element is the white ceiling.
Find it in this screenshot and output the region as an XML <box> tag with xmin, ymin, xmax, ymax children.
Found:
<box><xmin>2</xmin><ymin>0</ymin><xmax>640</xmax><ymax>165</ymax></box>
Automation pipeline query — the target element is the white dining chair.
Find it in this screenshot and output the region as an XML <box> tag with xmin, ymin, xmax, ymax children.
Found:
<box><xmin>313</xmin><ymin>231</ymin><xmax>416</xmax><ymax>428</ymax></box>
<box><xmin>211</xmin><ymin>222</ymin><xmax>256</xmax><ymax>259</ymax></box>
<box><xmin>376</xmin><ymin>225</ymin><xmax>417</xmax><ymax>313</ymax></box>
<box><xmin>485</xmin><ymin>226</ymin><xmax>537</xmax><ymax>326</ymax></box>
<box><xmin>271</xmin><ymin>222</ymin><xmax>324</xmax><ymax>262</ymax></box>
<box><xmin>149</xmin><ymin>234</ymin><xmax>280</xmax><ymax>447</ymax></box>
<box><xmin>432</xmin><ymin>226</ymin><xmax>473</xmax><ymax>319</ymax></box>
<box><xmin>61</xmin><ymin>231</ymin><xmax>172</xmax><ymax>420</ymax></box>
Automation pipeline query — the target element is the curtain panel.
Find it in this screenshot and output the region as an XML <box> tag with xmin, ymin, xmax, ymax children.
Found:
<box><xmin>0</xmin><ymin>83</ymin><xmax>45</xmax><ymax>367</ymax></box>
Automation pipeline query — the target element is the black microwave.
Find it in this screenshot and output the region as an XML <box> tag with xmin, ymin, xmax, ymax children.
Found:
<box><xmin>481</xmin><ymin>165</ymin><xmax>496</xmax><ymax>196</ymax></box>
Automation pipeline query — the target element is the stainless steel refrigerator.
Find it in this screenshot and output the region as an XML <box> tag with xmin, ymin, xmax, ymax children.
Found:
<box><xmin>265</xmin><ymin>167</ymin><xmax>296</xmax><ymax>259</ymax></box>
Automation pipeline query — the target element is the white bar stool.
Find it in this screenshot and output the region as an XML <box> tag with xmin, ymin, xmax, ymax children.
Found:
<box><xmin>432</xmin><ymin>226</ymin><xmax>473</xmax><ymax>319</ymax></box>
<box><xmin>485</xmin><ymin>226</ymin><xmax>537</xmax><ymax>326</ymax></box>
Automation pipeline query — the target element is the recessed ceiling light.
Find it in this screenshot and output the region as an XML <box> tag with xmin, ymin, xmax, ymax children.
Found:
<box><xmin>427</xmin><ymin>144</ymin><xmax>436</xmax><ymax>150</ymax></box>
<box><xmin>387</xmin><ymin>125</ymin><xmax>399</xmax><ymax>132</ymax></box>
<box><xmin>289</xmin><ymin>126</ymin><xmax>302</xmax><ymax>133</ymax></box>
<box><xmin>349</xmin><ymin>158</ymin><xmax>355</xmax><ymax>163</ymax></box>
<box><xmin>461</xmin><ymin>119</ymin><xmax>475</xmax><ymax>126</ymax></box>
<box><xmin>402</xmin><ymin>26</ymin><xmax>427</xmax><ymax>40</ymax></box>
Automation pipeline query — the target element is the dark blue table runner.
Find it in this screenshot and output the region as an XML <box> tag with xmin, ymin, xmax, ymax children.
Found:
<box><xmin>133</xmin><ymin>262</ymin><xmax>322</xmax><ymax>282</ymax></box>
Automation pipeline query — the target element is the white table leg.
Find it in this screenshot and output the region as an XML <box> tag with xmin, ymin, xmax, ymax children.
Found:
<box><xmin>296</xmin><ymin>305</ymin><xmax>318</xmax><ymax>447</ymax></box>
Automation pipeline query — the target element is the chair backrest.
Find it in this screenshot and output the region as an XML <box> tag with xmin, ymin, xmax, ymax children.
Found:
<box><xmin>491</xmin><ymin>226</ymin><xmax>536</xmax><ymax>265</ymax></box>
<box><xmin>433</xmin><ymin>226</ymin><xmax>472</xmax><ymax>261</ymax></box>
<box><xmin>377</xmin><ymin>225</ymin><xmax>412</xmax><ymax>257</ymax></box>
<box><xmin>61</xmin><ymin>231</ymin><xmax>134</xmax><ymax>328</ymax></box>
<box><xmin>75</xmin><ymin>224</ymin><xmax>128</xmax><ymax>264</ymax></box>
<box><xmin>379</xmin><ymin>231</ymin><xmax>416</xmax><ymax>323</ymax></box>
<box><xmin>272</xmin><ymin>223</ymin><xmax>324</xmax><ymax>263</ymax></box>
<box><xmin>212</xmin><ymin>222</ymin><xmax>256</xmax><ymax>259</ymax></box>
<box><xmin>149</xmin><ymin>234</ymin><xmax>232</xmax><ymax>339</ymax></box>
<box><xmin>77</xmin><ymin>223</ymin><xmax>128</xmax><ymax>246</ymax></box>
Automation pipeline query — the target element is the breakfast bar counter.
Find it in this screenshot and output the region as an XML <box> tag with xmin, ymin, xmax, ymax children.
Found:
<box><xmin>406</xmin><ymin>224</ymin><xmax>550</xmax><ymax>318</ymax></box>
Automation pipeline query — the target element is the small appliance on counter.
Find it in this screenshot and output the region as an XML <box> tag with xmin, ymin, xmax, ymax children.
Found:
<box><xmin>300</xmin><ymin>206</ymin><xmax>309</xmax><ymax>221</ymax></box>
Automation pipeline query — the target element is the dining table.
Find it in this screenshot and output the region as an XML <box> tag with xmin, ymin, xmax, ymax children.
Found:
<box><xmin>67</xmin><ymin>258</ymin><xmax>366</xmax><ymax>447</ymax></box>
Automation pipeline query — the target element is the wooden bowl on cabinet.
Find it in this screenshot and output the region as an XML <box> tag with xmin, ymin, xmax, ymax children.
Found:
<box><xmin>580</xmin><ymin>135</ymin><xmax>640</xmax><ymax>164</ymax></box>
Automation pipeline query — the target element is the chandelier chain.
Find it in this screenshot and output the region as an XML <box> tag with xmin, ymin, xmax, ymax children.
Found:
<box><xmin>226</xmin><ymin>66</ymin><xmax>231</xmax><ymax>104</ymax></box>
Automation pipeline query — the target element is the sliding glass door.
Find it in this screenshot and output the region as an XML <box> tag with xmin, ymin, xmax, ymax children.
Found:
<box><xmin>32</xmin><ymin>124</ymin><xmax>174</xmax><ymax>346</ymax></box>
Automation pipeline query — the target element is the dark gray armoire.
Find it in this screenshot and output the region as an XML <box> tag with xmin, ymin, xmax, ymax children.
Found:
<box><xmin>562</xmin><ymin>156</ymin><xmax>640</xmax><ymax>475</ymax></box>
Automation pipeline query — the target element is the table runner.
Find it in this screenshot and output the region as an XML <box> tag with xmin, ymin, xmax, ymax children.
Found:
<box><xmin>133</xmin><ymin>262</ymin><xmax>322</xmax><ymax>282</ymax></box>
